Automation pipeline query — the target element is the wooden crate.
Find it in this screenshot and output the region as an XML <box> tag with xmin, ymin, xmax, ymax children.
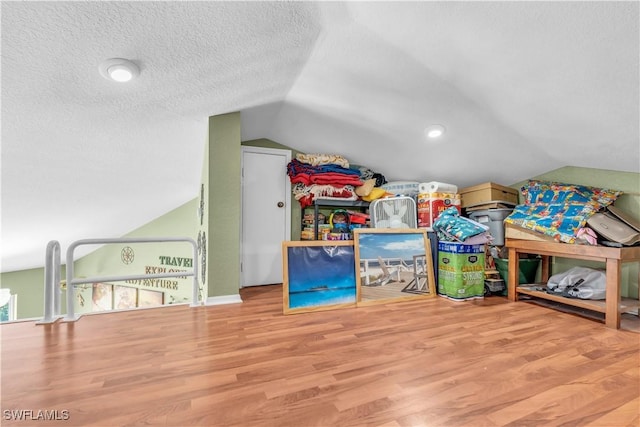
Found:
<box><xmin>459</xmin><ymin>182</ymin><xmax>519</xmax><ymax>208</ymax></box>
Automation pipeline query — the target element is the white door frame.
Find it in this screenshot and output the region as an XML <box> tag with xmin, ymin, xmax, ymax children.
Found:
<box><xmin>240</xmin><ymin>146</ymin><xmax>291</xmax><ymax>288</ymax></box>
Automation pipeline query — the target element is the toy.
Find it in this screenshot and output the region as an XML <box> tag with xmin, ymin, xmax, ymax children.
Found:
<box><xmin>329</xmin><ymin>209</ymin><xmax>350</xmax><ymax>233</ymax></box>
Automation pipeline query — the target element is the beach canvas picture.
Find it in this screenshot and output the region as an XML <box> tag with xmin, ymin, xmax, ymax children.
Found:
<box><xmin>282</xmin><ymin>241</ymin><xmax>356</xmax><ymax>314</ymax></box>
<box><xmin>353</xmin><ymin>229</ymin><xmax>436</xmax><ymax>305</ymax></box>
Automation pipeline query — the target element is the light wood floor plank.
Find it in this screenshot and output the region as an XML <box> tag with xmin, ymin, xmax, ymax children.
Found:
<box><xmin>1</xmin><ymin>284</ymin><xmax>638</xmax><ymax>426</ymax></box>
<box><xmin>584</xmin><ymin>397</ymin><xmax>640</xmax><ymax>427</ymax></box>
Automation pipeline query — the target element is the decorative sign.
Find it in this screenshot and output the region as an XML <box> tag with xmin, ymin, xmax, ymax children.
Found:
<box><xmin>200</xmin><ymin>183</ymin><xmax>205</xmax><ymax>225</ymax></box>
<box><xmin>125</xmin><ymin>255</ymin><xmax>194</xmax><ymax>291</ymax></box>
<box><xmin>121</xmin><ymin>246</ymin><xmax>135</xmax><ymax>264</ymax></box>
<box><xmin>201</xmin><ymin>231</ymin><xmax>207</xmax><ymax>285</ymax></box>
<box><xmin>158</xmin><ymin>255</ymin><xmax>193</xmax><ymax>267</ymax></box>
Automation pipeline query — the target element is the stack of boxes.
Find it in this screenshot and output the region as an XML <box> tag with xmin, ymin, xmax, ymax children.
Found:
<box><xmin>458</xmin><ymin>182</ymin><xmax>520</xmax><ymax>295</ymax></box>
<box><xmin>433</xmin><ymin>182</ymin><xmax>520</xmax><ymax>299</ymax></box>
<box><xmin>416</xmin><ymin>183</ymin><xmax>461</xmax><ymax>290</ymax></box>
<box><xmin>462</xmin><ymin>183</ymin><xmax>519</xmax><ymax>254</ymax></box>
<box><xmin>458</xmin><ymin>182</ymin><xmax>519</xmax><ymax>213</ymax></box>
<box><xmin>301</xmin><ymin>212</ymin><xmax>328</xmax><ymax>240</ymax></box>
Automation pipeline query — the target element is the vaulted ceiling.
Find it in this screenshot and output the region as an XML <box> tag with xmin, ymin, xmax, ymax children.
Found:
<box><xmin>2</xmin><ymin>1</ymin><xmax>638</xmax><ymax>272</ymax></box>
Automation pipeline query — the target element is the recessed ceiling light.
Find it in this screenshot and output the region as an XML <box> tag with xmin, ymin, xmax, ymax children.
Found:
<box><xmin>425</xmin><ymin>124</ymin><xmax>446</xmax><ymax>139</ymax></box>
<box><xmin>99</xmin><ymin>58</ymin><xmax>140</xmax><ymax>83</ymax></box>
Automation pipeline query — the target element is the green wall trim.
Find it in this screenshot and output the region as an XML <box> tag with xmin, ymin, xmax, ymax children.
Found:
<box><xmin>207</xmin><ymin>113</ymin><xmax>241</xmax><ymax>297</ymax></box>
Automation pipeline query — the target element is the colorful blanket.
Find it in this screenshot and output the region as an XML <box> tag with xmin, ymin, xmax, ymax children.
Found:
<box><xmin>292</xmin><ymin>183</ymin><xmax>358</xmax><ymax>208</ymax></box>
<box><xmin>433</xmin><ymin>207</ymin><xmax>492</xmax><ymax>243</ymax></box>
<box><xmin>504</xmin><ymin>180</ymin><xmax>622</xmax><ymax>243</ymax></box>
<box><xmin>287</xmin><ymin>159</ymin><xmax>361</xmax><ymax>179</ymax></box>
<box><xmin>287</xmin><ymin>159</ymin><xmax>363</xmax><ymax>207</ymax></box>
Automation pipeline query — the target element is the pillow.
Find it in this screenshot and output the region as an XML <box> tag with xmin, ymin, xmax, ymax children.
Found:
<box><xmin>355</xmin><ymin>179</ymin><xmax>376</xmax><ymax>197</ymax></box>
<box><xmin>362</xmin><ymin>187</ymin><xmax>388</xmax><ymax>202</ymax></box>
<box><xmin>522</xmin><ymin>180</ymin><xmax>621</xmax><ymax>211</ymax></box>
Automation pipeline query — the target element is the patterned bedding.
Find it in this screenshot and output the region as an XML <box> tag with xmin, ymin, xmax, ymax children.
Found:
<box><xmin>504</xmin><ymin>180</ymin><xmax>622</xmax><ymax>243</ymax></box>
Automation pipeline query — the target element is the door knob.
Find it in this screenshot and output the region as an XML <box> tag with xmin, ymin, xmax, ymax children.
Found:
<box><xmin>277</xmin><ymin>201</ymin><xmax>284</xmax><ymax>208</ymax></box>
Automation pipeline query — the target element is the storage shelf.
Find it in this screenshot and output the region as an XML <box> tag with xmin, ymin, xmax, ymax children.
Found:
<box><xmin>506</xmin><ymin>238</ymin><xmax>640</xmax><ymax>329</ymax></box>
<box><xmin>303</xmin><ymin>199</ymin><xmax>370</xmax><ymax>241</ymax></box>
<box><xmin>313</xmin><ymin>199</ymin><xmax>370</xmax><ymax>208</ymax></box>
<box><xmin>517</xmin><ymin>285</ymin><xmax>640</xmax><ymax>314</ymax></box>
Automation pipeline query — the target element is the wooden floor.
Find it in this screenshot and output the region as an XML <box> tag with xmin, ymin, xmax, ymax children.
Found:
<box><xmin>1</xmin><ymin>285</ymin><xmax>639</xmax><ymax>427</ymax></box>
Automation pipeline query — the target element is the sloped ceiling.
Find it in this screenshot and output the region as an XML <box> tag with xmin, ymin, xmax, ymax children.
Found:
<box><xmin>1</xmin><ymin>1</ymin><xmax>638</xmax><ymax>272</ymax></box>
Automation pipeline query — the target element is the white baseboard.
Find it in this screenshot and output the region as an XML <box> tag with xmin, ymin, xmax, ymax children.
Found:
<box><xmin>205</xmin><ymin>294</ymin><xmax>243</xmax><ymax>306</ymax></box>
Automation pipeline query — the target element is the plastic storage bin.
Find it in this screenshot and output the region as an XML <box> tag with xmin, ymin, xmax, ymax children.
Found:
<box><xmin>381</xmin><ymin>181</ymin><xmax>420</xmax><ymax>196</ymax></box>
<box><xmin>468</xmin><ymin>208</ymin><xmax>513</xmax><ymax>246</ymax></box>
<box><xmin>493</xmin><ymin>258</ymin><xmax>540</xmax><ymax>284</ymax></box>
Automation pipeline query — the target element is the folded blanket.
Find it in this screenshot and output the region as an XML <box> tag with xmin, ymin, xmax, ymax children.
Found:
<box><xmin>296</xmin><ymin>153</ymin><xmax>350</xmax><ymax>168</ymax></box>
<box><xmin>287</xmin><ymin>159</ymin><xmax>361</xmax><ymax>178</ymax></box>
<box><xmin>310</xmin><ymin>172</ymin><xmax>362</xmax><ymax>186</ymax></box>
<box><xmin>433</xmin><ymin>207</ymin><xmax>492</xmax><ymax>243</ymax></box>
<box><xmin>287</xmin><ymin>158</ymin><xmax>364</xmax><ymax>207</ymax></box>
<box><xmin>289</xmin><ymin>172</ymin><xmax>363</xmax><ymax>187</ymax></box>
<box><xmin>292</xmin><ymin>183</ymin><xmax>358</xmax><ymax>208</ymax></box>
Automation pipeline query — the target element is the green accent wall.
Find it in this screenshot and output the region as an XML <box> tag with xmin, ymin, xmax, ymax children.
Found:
<box><xmin>0</xmin><ymin>266</ymin><xmax>62</xmax><ymax>320</ymax></box>
<box><xmin>72</xmin><ymin>198</ymin><xmax>199</xmax><ymax>314</ymax></box>
<box><xmin>513</xmin><ymin>165</ymin><xmax>639</xmax><ymax>215</ymax></box>
<box><xmin>207</xmin><ymin>113</ymin><xmax>241</xmax><ymax>298</ymax></box>
<box><xmin>0</xmin><ymin>200</ymin><xmax>200</xmax><ymax>320</ymax></box>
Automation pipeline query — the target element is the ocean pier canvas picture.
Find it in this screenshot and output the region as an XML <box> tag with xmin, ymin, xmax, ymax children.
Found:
<box><xmin>353</xmin><ymin>229</ymin><xmax>436</xmax><ymax>305</ymax></box>
<box><xmin>282</xmin><ymin>241</ymin><xmax>356</xmax><ymax>314</ymax></box>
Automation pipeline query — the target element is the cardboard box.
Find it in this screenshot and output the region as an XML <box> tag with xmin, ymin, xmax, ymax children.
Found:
<box><xmin>459</xmin><ymin>182</ymin><xmax>519</xmax><ymax>208</ymax></box>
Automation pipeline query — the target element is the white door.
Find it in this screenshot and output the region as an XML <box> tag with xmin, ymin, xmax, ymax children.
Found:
<box><xmin>241</xmin><ymin>147</ymin><xmax>291</xmax><ymax>287</ymax></box>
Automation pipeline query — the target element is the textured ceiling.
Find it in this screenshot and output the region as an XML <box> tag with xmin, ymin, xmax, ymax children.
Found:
<box><xmin>1</xmin><ymin>1</ymin><xmax>639</xmax><ymax>272</ymax></box>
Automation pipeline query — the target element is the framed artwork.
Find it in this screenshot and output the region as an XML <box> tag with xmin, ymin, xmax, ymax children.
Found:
<box><xmin>113</xmin><ymin>285</ymin><xmax>137</xmax><ymax>310</ymax></box>
<box><xmin>92</xmin><ymin>283</ymin><xmax>113</xmax><ymax>312</ymax></box>
<box><xmin>138</xmin><ymin>289</ymin><xmax>164</xmax><ymax>308</ymax></box>
<box><xmin>0</xmin><ymin>292</ymin><xmax>17</xmax><ymax>322</ymax></box>
<box><xmin>74</xmin><ymin>284</ymin><xmax>92</xmax><ymax>314</ymax></box>
<box><xmin>282</xmin><ymin>240</ymin><xmax>357</xmax><ymax>314</ymax></box>
<box><xmin>353</xmin><ymin>229</ymin><xmax>436</xmax><ymax>306</ymax></box>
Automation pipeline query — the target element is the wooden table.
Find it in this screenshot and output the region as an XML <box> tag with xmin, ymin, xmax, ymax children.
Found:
<box><xmin>506</xmin><ymin>238</ymin><xmax>640</xmax><ymax>329</ymax></box>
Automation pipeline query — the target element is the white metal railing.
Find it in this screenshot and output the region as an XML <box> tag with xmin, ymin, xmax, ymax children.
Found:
<box><xmin>36</xmin><ymin>240</ymin><xmax>63</xmax><ymax>324</ymax></box>
<box><xmin>65</xmin><ymin>237</ymin><xmax>200</xmax><ymax>322</ymax></box>
<box><xmin>39</xmin><ymin>237</ymin><xmax>200</xmax><ymax>324</ymax></box>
